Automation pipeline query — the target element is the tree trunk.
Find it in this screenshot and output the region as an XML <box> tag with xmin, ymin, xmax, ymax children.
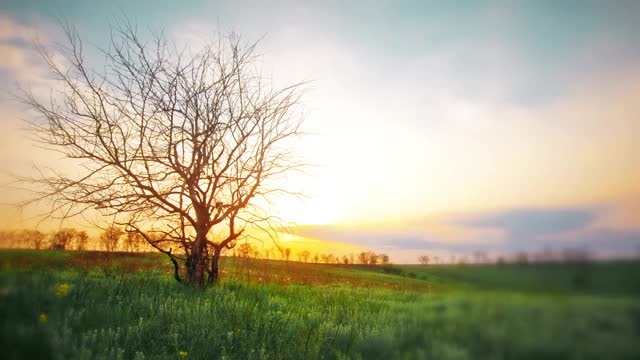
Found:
<box><xmin>207</xmin><ymin>249</ymin><xmax>221</xmax><ymax>286</ymax></box>
<box><xmin>186</xmin><ymin>234</ymin><xmax>207</xmax><ymax>287</ymax></box>
<box><xmin>184</xmin><ymin>232</ymin><xmax>224</xmax><ymax>288</ymax></box>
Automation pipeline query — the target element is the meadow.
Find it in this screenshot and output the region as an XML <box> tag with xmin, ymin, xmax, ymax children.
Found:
<box><xmin>1</xmin><ymin>250</ymin><xmax>639</xmax><ymax>359</ymax></box>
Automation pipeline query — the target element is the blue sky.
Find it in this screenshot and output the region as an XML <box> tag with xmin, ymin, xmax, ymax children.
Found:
<box><xmin>1</xmin><ymin>1</ymin><xmax>639</xmax><ymax>262</ymax></box>
<box><xmin>4</xmin><ymin>0</ymin><xmax>640</xmax><ymax>107</ymax></box>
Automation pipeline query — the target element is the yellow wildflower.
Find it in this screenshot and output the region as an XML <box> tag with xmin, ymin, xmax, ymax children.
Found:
<box><xmin>55</xmin><ymin>283</ymin><xmax>71</xmax><ymax>298</ymax></box>
<box><xmin>39</xmin><ymin>313</ymin><xmax>48</xmax><ymax>322</ymax></box>
<box><xmin>178</xmin><ymin>351</ymin><xmax>188</xmax><ymax>358</ymax></box>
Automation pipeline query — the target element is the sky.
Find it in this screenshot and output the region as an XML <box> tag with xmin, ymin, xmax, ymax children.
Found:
<box><xmin>0</xmin><ymin>0</ymin><xmax>639</xmax><ymax>262</ymax></box>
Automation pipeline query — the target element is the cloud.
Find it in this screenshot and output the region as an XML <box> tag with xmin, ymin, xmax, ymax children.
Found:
<box><xmin>293</xmin><ymin>225</ymin><xmax>430</xmax><ymax>250</ymax></box>
<box><xmin>157</xmin><ymin>4</ymin><xmax>640</xmax><ymax>227</ymax></box>
<box><xmin>573</xmin><ymin>229</ymin><xmax>640</xmax><ymax>256</ymax></box>
<box><xmin>0</xmin><ymin>14</ymin><xmax>39</xmax><ymax>41</ymax></box>
<box><xmin>292</xmin><ymin>223</ymin><xmax>502</xmax><ymax>253</ymax></box>
<box><xmin>0</xmin><ymin>14</ymin><xmax>64</xmax><ymax>101</ymax></box>
<box><xmin>456</xmin><ymin>208</ymin><xmax>598</xmax><ymax>238</ymax></box>
<box><xmin>451</xmin><ymin>206</ymin><xmax>640</xmax><ymax>256</ymax></box>
<box><xmin>291</xmin><ymin>204</ymin><xmax>640</xmax><ymax>263</ymax></box>
<box><xmin>0</xmin><ymin>14</ymin><xmax>69</xmax><ymax>229</ymax></box>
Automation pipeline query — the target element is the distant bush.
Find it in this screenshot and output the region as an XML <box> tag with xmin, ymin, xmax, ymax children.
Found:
<box><xmin>379</xmin><ymin>264</ymin><xmax>404</xmax><ymax>275</ymax></box>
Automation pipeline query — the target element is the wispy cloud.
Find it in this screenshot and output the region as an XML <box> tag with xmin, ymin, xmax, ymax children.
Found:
<box><xmin>293</xmin><ymin>203</ymin><xmax>640</xmax><ymax>262</ymax></box>
<box><xmin>456</xmin><ymin>208</ymin><xmax>598</xmax><ymax>238</ymax></box>
<box><xmin>0</xmin><ymin>14</ymin><xmax>63</xmax><ymax>229</ymax></box>
<box><xmin>0</xmin><ymin>14</ymin><xmax>55</xmax><ymax>86</ymax></box>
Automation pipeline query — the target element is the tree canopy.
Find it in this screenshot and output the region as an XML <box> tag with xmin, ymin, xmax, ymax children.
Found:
<box><xmin>20</xmin><ymin>21</ymin><xmax>306</xmax><ymax>286</ymax></box>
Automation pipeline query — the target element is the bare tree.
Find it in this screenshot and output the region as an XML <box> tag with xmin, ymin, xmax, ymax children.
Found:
<box><xmin>418</xmin><ymin>255</ymin><xmax>430</xmax><ymax>265</ymax></box>
<box><xmin>124</xmin><ymin>231</ymin><xmax>144</xmax><ymax>252</ymax></box>
<box><xmin>472</xmin><ymin>251</ymin><xmax>488</xmax><ymax>264</ymax></box>
<box><xmin>357</xmin><ymin>251</ymin><xmax>378</xmax><ymax>265</ymax></box>
<box><xmin>0</xmin><ymin>231</ymin><xmax>13</xmax><ymax>248</ymax></box>
<box><xmin>19</xmin><ymin>21</ymin><xmax>305</xmax><ymax>287</ymax></box>
<box><xmin>561</xmin><ymin>248</ymin><xmax>591</xmax><ymax>263</ymax></box>
<box><xmin>50</xmin><ymin>228</ymin><xmax>77</xmax><ymax>250</ymax></box>
<box><xmin>322</xmin><ymin>253</ymin><xmax>335</xmax><ymax>264</ymax></box>
<box><xmin>23</xmin><ymin>229</ymin><xmax>47</xmax><ymax>250</ymax></box>
<box><xmin>75</xmin><ymin>230</ymin><xmax>89</xmax><ymax>251</ymax></box>
<box><xmin>101</xmin><ymin>226</ymin><xmax>124</xmax><ymax>252</ymax></box>
<box><xmin>514</xmin><ymin>252</ymin><xmax>529</xmax><ymax>264</ymax></box>
<box><xmin>298</xmin><ymin>249</ymin><xmax>310</xmax><ymax>262</ymax></box>
<box><xmin>237</xmin><ymin>242</ymin><xmax>254</xmax><ymax>258</ymax></box>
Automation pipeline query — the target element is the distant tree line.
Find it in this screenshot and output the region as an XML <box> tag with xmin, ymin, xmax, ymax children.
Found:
<box><xmin>0</xmin><ymin>227</ymin><xmax>149</xmax><ymax>252</ymax></box>
<box><xmin>418</xmin><ymin>248</ymin><xmax>602</xmax><ymax>265</ymax></box>
<box><xmin>0</xmin><ymin>229</ymin><xmax>392</xmax><ymax>265</ymax></box>
<box><xmin>2</xmin><ymin>228</ymin><xmax>614</xmax><ymax>265</ymax></box>
<box><xmin>230</xmin><ymin>243</ymin><xmax>390</xmax><ymax>265</ymax></box>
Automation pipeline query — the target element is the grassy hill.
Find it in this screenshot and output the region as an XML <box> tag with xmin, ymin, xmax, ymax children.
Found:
<box><xmin>1</xmin><ymin>250</ymin><xmax>639</xmax><ymax>359</ymax></box>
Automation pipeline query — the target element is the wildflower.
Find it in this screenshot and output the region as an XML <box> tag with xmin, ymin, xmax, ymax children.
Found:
<box><xmin>39</xmin><ymin>313</ymin><xmax>48</xmax><ymax>322</ymax></box>
<box><xmin>178</xmin><ymin>351</ymin><xmax>188</xmax><ymax>358</ymax></box>
<box><xmin>55</xmin><ymin>283</ymin><xmax>71</xmax><ymax>298</ymax></box>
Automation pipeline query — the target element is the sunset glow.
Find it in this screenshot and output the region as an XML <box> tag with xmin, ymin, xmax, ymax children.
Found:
<box><xmin>1</xmin><ymin>1</ymin><xmax>639</xmax><ymax>263</ymax></box>
<box><xmin>2</xmin><ymin>3</ymin><xmax>640</xmax><ymax>359</ymax></box>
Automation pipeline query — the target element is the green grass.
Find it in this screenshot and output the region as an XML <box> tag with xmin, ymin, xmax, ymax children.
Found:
<box><xmin>379</xmin><ymin>262</ymin><xmax>640</xmax><ymax>296</ymax></box>
<box><xmin>1</xmin><ymin>250</ymin><xmax>639</xmax><ymax>359</ymax></box>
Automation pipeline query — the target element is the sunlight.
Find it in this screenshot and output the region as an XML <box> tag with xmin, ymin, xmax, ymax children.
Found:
<box><xmin>2</xmin><ymin>2</ymin><xmax>640</xmax><ymax>358</ymax></box>
<box><xmin>274</xmin><ymin>196</ymin><xmax>343</xmax><ymax>225</ymax></box>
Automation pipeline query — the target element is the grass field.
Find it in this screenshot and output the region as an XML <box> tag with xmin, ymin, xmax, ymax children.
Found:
<box><xmin>2</xmin><ymin>250</ymin><xmax>640</xmax><ymax>359</ymax></box>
